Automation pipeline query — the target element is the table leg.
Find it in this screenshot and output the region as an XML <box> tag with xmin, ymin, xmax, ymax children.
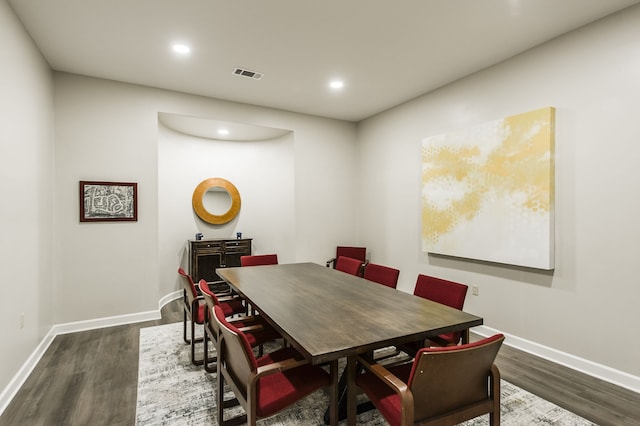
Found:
<box><xmin>328</xmin><ymin>360</ymin><xmax>338</xmax><ymax>426</ymax></box>
<box><xmin>347</xmin><ymin>356</ymin><xmax>356</xmax><ymax>426</ymax></box>
<box><xmin>462</xmin><ymin>328</ymin><xmax>470</xmax><ymax>344</ymax></box>
<box><xmin>323</xmin><ymin>356</ymin><xmax>376</xmax><ymax>424</ymax></box>
<box><xmin>324</xmin><ymin>359</ymin><xmax>348</xmax><ymax>424</ymax></box>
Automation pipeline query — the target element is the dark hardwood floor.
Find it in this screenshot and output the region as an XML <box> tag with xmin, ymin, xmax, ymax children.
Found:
<box><xmin>1</xmin><ymin>299</ymin><xmax>638</xmax><ymax>425</ymax></box>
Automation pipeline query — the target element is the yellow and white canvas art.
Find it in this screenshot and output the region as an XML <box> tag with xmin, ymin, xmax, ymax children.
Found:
<box><xmin>421</xmin><ymin>107</ymin><xmax>555</xmax><ymax>270</ymax></box>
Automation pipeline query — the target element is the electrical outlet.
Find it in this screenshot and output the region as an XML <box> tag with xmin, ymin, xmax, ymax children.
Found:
<box><xmin>472</xmin><ymin>285</ymin><xmax>479</xmax><ymax>296</ymax></box>
<box><xmin>20</xmin><ymin>313</ymin><xmax>25</xmax><ymax>329</ymax></box>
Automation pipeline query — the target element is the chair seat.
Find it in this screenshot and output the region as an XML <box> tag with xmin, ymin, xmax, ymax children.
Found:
<box><xmin>220</xmin><ymin>298</ymin><xmax>245</xmax><ymax>317</ymax></box>
<box><xmin>255</xmin><ymin>347</ymin><xmax>331</xmax><ymax>417</ymax></box>
<box><xmin>356</xmin><ymin>362</ymin><xmax>413</xmax><ymax>425</ymax></box>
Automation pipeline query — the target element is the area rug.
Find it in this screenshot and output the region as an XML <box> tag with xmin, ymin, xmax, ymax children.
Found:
<box><xmin>136</xmin><ymin>322</ymin><xmax>595</xmax><ymax>425</ymax></box>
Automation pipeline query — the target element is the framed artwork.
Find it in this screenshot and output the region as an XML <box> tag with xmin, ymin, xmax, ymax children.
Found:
<box><xmin>421</xmin><ymin>106</ymin><xmax>555</xmax><ymax>270</ymax></box>
<box><xmin>80</xmin><ymin>181</ymin><xmax>138</xmax><ymax>222</ymax></box>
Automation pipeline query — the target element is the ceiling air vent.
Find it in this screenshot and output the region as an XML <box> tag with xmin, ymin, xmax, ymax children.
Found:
<box><xmin>233</xmin><ymin>67</ymin><xmax>263</xmax><ymax>80</ymax></box>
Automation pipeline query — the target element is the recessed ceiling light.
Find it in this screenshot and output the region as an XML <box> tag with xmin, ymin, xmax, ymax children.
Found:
<box><xmin>172</xmin><ymin>44</ymin><xmax>191</xmax><ymax>54</ymax></box>
<box><xmin>329</xmin><ymin>80</ymin><xmax>344</xmax><ymax>89</ymax></box>
<box><xmin>217</xmin><ymin>129</ymin><xmax>229</xmax><ymax>136</ymax></box>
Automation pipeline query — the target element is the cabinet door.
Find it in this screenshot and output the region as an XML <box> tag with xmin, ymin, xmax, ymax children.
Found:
<box><xmin>224</xmin><ymin>239</ymin><xmax>252</xmax><ymax>268</ymax></box>
<box><xmin>194</xmin><ymin>251</ymin><xmax>223</xmax><ymax>282</ymax></box>
<box><xmin>190</xmin><ymin>241</ymin><xmax>224</xmax><ymax>283</ymax></box>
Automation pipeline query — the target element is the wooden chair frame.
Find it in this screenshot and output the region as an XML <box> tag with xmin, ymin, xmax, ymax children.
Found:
<box><xmin>348</xmin><ymin>335</ymin><xmax>504</xmax><ymax>426</ymax></box>
<box><xmin>213</xmin><ymin>306</ymin><xmax>338</xmax><ymax>425</ymax></box>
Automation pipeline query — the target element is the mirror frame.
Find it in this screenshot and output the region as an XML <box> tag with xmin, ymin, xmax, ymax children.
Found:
<box><xmin>192</xmin><ymin>177</ymin><xmax>241</xmax><ymax>225</ymax></box>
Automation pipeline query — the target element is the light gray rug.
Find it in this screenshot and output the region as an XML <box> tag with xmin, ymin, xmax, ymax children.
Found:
<box><xmin>136</xmin><ymin>322</ymin><xmax>595</xmax><ymax>425</ymax></box>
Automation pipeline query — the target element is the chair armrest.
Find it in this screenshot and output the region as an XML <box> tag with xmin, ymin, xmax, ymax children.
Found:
<box><xmin>490</xmin><ymin>364</ymin><xmax>501</xmax><ymax>398</ymax></box>
<box><xmin>326</xmin><ymin>257</ymin><xmax>337</xmax><ymax>267</ymax></box>
<box><xmin>356</xmin><ymin>355</ymin><xmax>409</xmax><ymax>395</ymax></box>
<box><xmin>227</xmin><ymin>315</ymin><xmax>266</xmax><ymax>332</ymax></box>
<box><xmin>227</xmin><ymin>315</ymin><xmax>261</xmax><ymax>325</ymax></box>
<box><xmin>217</xmin><ymin>294</ymin><xmax>242</xmax><ymax>302</ymax></box>
<box><xmin>253</xmin><ymin>357</ymin><xmax>309</xmax><ymax>380</ymax></box>
<box><xmin>356</xmin><ymin>354</ymin><xmax>415</xmax><ymax>424</ymax></box>
<box><xmin>237</xmin><ymin>324</ymin><xmax>264</xmax><ymax>333</ymax></box>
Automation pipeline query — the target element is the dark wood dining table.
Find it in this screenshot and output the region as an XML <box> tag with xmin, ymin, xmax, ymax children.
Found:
<box><xmin>217</xmin><ymin>262</ymin><xmax>483</xmax><ymax>425</ymax></box>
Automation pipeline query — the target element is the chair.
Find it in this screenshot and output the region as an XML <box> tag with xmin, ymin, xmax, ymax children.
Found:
<box><xmin>335</xmin><ymin>255</ymin><xmax>364</xmax><ymax>276</ymax></box>
<box><xmin>326</xmin><ymin>246</ymin><xmax>367</xmax><ymax>273</ymax></box>
<box><xmin>199</xmin><ymin>279</ymin><xmax>246</xmax><ymax>318</ymax></box>
<box><xmin>177</xmin><ymin>267</ymin><xmax>207</xmax><ymax>365</ymax></box>
<box><xmin>349</xmin><ymin>334</ymin><xmax>505</xmax><ymax>426</ymax></box>
<box><xmin>200</xmin><ymin>280</ymin><xmax>281</xmax><ymax>373</ymax></box>
<box><xmin>241</xmin><ymin>254</ymin><xmax>279</xmax><ymax>315</ymax></box>
<box><xmin>241</xmin><ymin>253</ymin><xmax>279</xmax><ymax>266</ymax></box>
<box><xmin>212</xmin><ymin>304</ymin><xmax>335</xmax><ymax>425</ymax></box>
<box><xmin>363</xmin><ymin>263</ymin><xmax>400</xmax><ymax>289</ymax></box>
<box><xmin>413</xmin><ymin>274</ymin><xmax>469</xmax><ymax>347</ymax></box>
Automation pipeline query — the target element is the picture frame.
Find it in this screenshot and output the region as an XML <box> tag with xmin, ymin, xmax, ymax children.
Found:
<box><xmin>80</xmin><ymin>181</ymin><xmax>138</xmax><ymax>222</ymax></box>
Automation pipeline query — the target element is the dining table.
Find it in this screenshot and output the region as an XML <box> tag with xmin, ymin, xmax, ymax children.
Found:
<box><xmin>217</xmin><ymin>262</ymin><xmax>483</xmax><ymax>425</ymax></box>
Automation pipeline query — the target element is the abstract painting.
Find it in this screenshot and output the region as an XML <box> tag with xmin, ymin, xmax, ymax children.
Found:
<box><xmin>421</xmin><ymin>107</ymin><xmax>555</xmax><ymax>269</ymax></box>
<box><xmin>80</xmin><ymin>181</ymin><xmax>138</xmax><ymax>222</ymax></box>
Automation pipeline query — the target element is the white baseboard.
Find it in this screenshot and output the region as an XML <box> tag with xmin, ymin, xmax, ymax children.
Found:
<box><xmin>160</xmin><ymin>290</ymin><xmax>182</xmax><ymax>310</ymax></box>
<box><xmin>0</xmin><ymin>327</ymin><xmax>57</xmax><ymax>416</ymax></box>
<box><xmin>53</xmin><ymin>309</ymin><xmax>161</xmax><ymax>335</ymax></box>
<box><xmin>473</xmin><ymin>325</ymin><xmax>640</xmax><ymax>394</ymax></box>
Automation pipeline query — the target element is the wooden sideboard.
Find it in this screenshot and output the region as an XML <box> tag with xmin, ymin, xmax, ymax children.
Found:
<box><xmin>189</xmin><ymin>238</ymin><xmax>252</xmax><ymax>284</ymax></box>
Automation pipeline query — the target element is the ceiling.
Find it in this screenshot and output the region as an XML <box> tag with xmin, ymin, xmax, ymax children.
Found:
<box><xmin>9</xmin><ymin>0</ymin><xmax>640</xmax><ymax>122</ymax></box>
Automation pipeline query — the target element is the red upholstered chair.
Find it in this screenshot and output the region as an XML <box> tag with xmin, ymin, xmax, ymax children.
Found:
<box><xmin>212</xmin><ymin>305</ymin><xmax>336</xmax><ymax>425</ymax></box>
<box><xmin>349</xmin><ymin>334</ymin><xmax>505</xmax><ymax>426</ymax></box>
<box><xmin>335</xmin><ymin>256</ymin><xmax>364</xmax><ymax>276</ymax></box>
<box><xmin>200</xmin><ymin>280</ymin><xmax>281</xmax><ymax>373</ymax></box>
<box><xmin>241</xmin><ymin>253</ymin><xmax>279</xmax><ymax>266</ymax></box>
<box><xmin>363</xmin><ymin>263</ymin><xmax>400</xmax><ymax>289</ymax></box>
<box><xmin>177</xmin><ymin>267</ymin><xmax>207</xmax><ymax>365</ymax></box>
<box><xmin>326</xmin><ymin>246</ymin><xmax>367</xmax><ymax>274</ymax></box>
<box><xmin>240</xmin><ymin>254</ymin><xmax>279</xmax><ymax>315</ymax></box>
<box><xmin>413</xmin><ymin>274</ymin><xmax>469</xmax><ymax>347</ymax></box>
<box><xmin>199</xmin><ymin>280</ymin><xmax>246</xmax><ymax>319</ymax></box>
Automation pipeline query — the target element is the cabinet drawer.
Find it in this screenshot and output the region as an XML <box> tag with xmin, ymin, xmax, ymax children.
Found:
<box><xmin>191</xmin><ymin>241</ymin><xmax>224</xmax><ymax>250</ymax></box>
<box><xmin>224</xmin><ymin>240</ymin><xmax>251</xmax><ymax>253</ymax></box>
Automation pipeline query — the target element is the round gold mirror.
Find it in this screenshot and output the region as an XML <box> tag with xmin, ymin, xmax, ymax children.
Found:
<box><xmin>192</xmin><ymin>177</ymin><xmax>241</xmax><ymax>225</ymax></box>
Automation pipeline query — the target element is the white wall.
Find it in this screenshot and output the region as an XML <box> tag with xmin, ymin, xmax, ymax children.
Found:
<box><xmin>53</xmin><ymin>72</ymin><xmax>358</xmax><ymax>323</ymax></box>
<box><xmin>0</xmin><ymin>0</ymin><xmax>54</xmax><ymax>397</ymax></box>
<box><xmin>357</xmin><ymin>5</ymin><xmax>640</xmax><ymax>380</ymax></box>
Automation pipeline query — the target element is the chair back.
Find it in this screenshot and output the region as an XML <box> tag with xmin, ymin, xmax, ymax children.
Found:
<box><xmin>178</xmin><ymin>267</ymin><xmax>199</xmax><ymax>305</ymax></box>
<box><xmin>364</xmin><ymin>263</ymin><xmax>400</xmax><ymax>288</ymax></box>
<box><xmin>408</xmin><ymin>334</ymin><xmax>504</xmax><ymax>421</ymax></box>
<box><xmin>413</xmin><ymin>274</ymin><xmax>469</xmax><ymax>344</ymax></box>
<box><xmin>241</xmin><ymin>254</ymin><xmax>279</xmax><ymax>266</ymax></box>
<box><xmin>335</xmin><ymin>256</ymin><xmax>363</xmax><ymax>276</ymax></box>
<box><xmin>336</xmin><ymin>246</ymin><xmax>367</xmax><ymax>263</ymax></box>
<box><xmin>213</xmin><ymin>304</ymin><xmax>257</xmax><ymax>401</ymax></box>
<box><xmin>200</xmin><ymin>280</ymin><xmax>219</xmax><ymax>328</ymax></box>
<box><xmin>413</xmin><ymin>274</ymin><xmax>468</xmax><ymax>310</ymax></box>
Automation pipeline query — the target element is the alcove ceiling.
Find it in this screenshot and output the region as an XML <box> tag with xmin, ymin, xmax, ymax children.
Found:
<box><xmin>158</xmin><ymin>113</ymin><xmax>291</xmax><ymax>142</ymax></box>
<box><xmin>9</xmin><ymin>0</ymin><xmax>640</xmax><ymax>122</ymax></box>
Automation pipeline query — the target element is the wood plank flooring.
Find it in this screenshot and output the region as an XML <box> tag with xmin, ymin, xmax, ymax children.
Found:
<box><xmin>1</xmin><ymin>300</ymin><xmax>638</xmax><ymax>425</ymax></box>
